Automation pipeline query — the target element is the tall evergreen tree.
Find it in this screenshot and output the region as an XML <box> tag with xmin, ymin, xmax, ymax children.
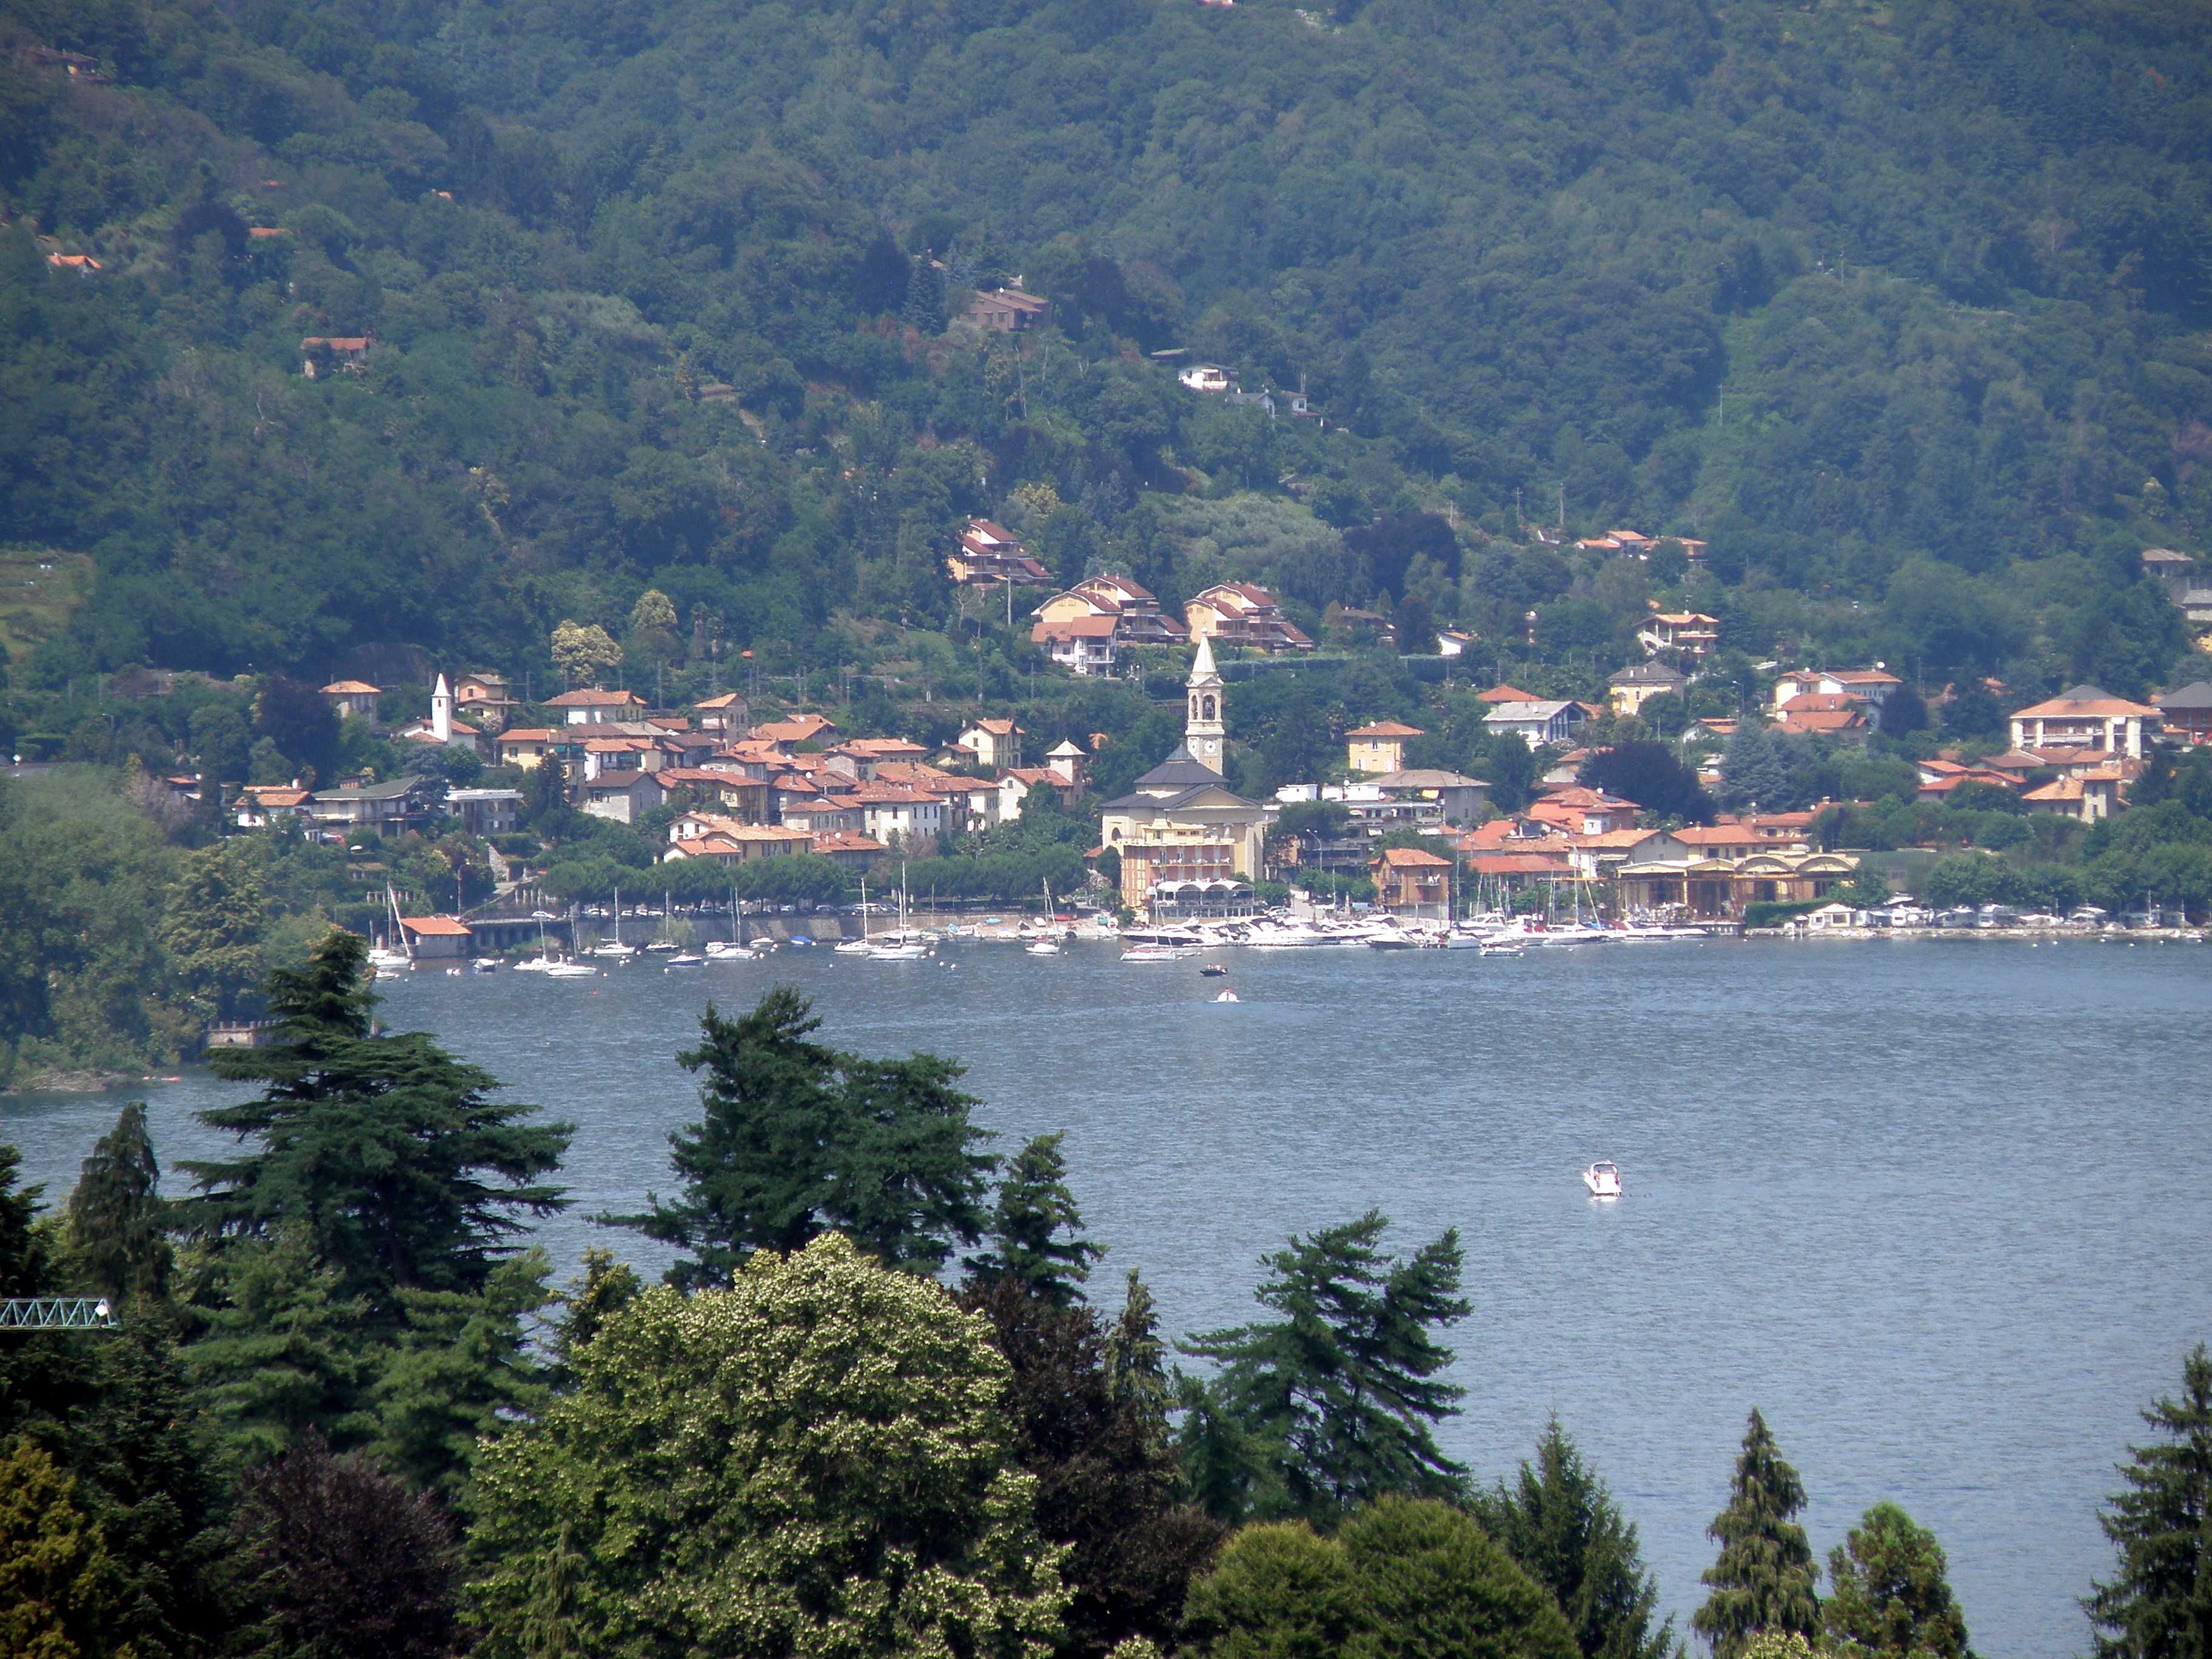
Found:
<box><xmin>1692</xmin><ymin>1409</ymin><xmax>1822</xmax><ymax>1658</ymax></box>
<box><xmin>2086</xmin><ymin>1343</ymin><xmax>2212</xmax><ymax>1659</ymax></box>
<box><xmin>175</xmin><ymin>930</ymin><xmax>572</xmax><ymax>1313</ymax></box>
<box><xmin>4</xmin><ymin>1142</ymin><xmax>227</xmax><ymax>1659</ymax></box>
<box><xmin>1107</xmin><ymin>1270</ymin><xmax>1172</xmax><ymax>1450</ymax></box>
<box><xmin>0</xmin><ymin>1142</ymin><xmax>49</xmax><ymax>1298</ymax></box>
<box><xmin>967</xmin><ymin>1131</ymin><xmax>1105</xmax><ymax>1305</ymax></box>
<box><xmin>1479</xmin><ymin>1418</ymin><xmax>1680</xmax><ymax>1659</ymax></box>
<box><xmin>1822</xmin><ymin>1503</ymin><xmax>1972</xmax><ymax>1659</ymax></box>
<box><xmin>67</xmin><ymin>1101</ymin><xmax>172</xmax><ymax>1305</ymax></box>
<box><xmin>370</xmin><ymin>1252</ymin><xmax>558</xmax><ymax>1497</ymax></box>
<box><xmin>183</xmin><ymin>1225</ymin><xmax>380</xmax><ymax>1470</ymax></box>
<box><xmin>1178</xmin><ymin>1209</ymin><xmax>1470</xmax><ymax>1527</ymax></box>
<box><xmin>611</xmin><ymin>988</ymin><xmax>995</xmax><ymax>1286</ymax></box>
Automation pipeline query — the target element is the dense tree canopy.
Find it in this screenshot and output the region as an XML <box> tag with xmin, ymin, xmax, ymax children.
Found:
<box><xmin>466</xmin><ymin>1233</ymin><xmax>1070</xmax><ymax>1659</ymax></box>
<box><xmin>0</xmin><ymin>0</ymin><xmax>2204</xmax><ymax>708</ymax></box>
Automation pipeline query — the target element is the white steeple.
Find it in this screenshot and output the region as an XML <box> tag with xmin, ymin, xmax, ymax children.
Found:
<box><xmin>1185</xmin><ymin>633</ymin><xmax>1225</xmax><ymax>774</ymax></box>
<box><xmin>431</xmin><ymin>673</ymin><xmax>453</xmax><ymax>743</ymax></box>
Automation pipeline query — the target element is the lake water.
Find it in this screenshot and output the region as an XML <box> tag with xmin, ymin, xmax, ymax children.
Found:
<box><xmin>6</xmin><ymin>934</ymin><xmax>2208</xmax><ymax>1658</ymax></box>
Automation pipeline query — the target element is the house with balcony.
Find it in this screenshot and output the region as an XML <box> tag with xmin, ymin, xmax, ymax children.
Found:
<box><xmin>307</xmin><ymin>775</ymin><xmax>438</xmax><ymax>834</ymax></box>
<box><xmin>2156</xmin><ymin>682</ymin><xmax>2212</xmax><ymax>745</ymax></box>
<box><xmin>1372</xmin><ymin>846</ymin><xmax>1453</xmax><ymax>917</ymax></box>
<box><xmin>948</xmin><ymin>518</ymin><xmax>1053</xmax><ymax>588</ymax></box>
<box><xmin>443</xmin><ymin>788</ymin><xmax>521</xmax><ymax>837</ymax></box>
<box><xmin>1031</xmin><ymin>574</ymin><xmax>1189</xmax><ymax>676</ymax></box>
<box><xmin>1184</xmin><ymin>582</ymin><xmax>1315</xmax><ymax>654</ymax></box>
<box><xmin>2009</xmin><ymin>686</ymin><xmax>2160</xmax><ymax>758</ymax></box>
<box><xmin>1636</xmin><ymin>611</ymin><xmax>1720</xmax><ymax>656</ymax></box>
<box><xmin>545</xmin><ymin>688</ymin><xmax>648</xmax><ymax>726</ymax></box>
<box><xmin>1483</xmin><ymin>699</ymin><xmax>1587</xmax><ymax>750</ymax></box>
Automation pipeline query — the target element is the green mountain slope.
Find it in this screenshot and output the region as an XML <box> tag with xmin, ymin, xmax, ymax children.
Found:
<box><xmin>1</xmin><ymin>0</ymin><xmax>2206</xmax><ymax>695</ymax></box>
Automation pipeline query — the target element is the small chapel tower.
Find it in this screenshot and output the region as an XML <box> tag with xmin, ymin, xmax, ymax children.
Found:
<box><xmin>1185</xmin><ymin>633</ymin><xmax>1225</xmax><ymax>774</ymax></box>
<box><xmin>431</xmin><ymin>672</ymin><xmax>454</xmax><ymax>743</ymax></box>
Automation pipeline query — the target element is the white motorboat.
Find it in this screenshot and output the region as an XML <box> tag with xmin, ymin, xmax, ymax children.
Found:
<box><xmin>1025</xmin><ymin>937</ymin><xmax>1062</xmax><ymax>956</ymax></box>
<box><xmin>665</xmin><ymin>953</ymin><xmax>704</xmax><ymax>968</ymax></box>
<box><xmin>1120</xmin><ymin>943</ymin><xmax>1188</xmax><ymax>962</ymax></box>
<box><xmin>1479</xmin><ymin>942</ymin><xmax>1524</xmax><ymax>957</ymax></box>
<box><xmin>1212</xmin><ymin>988</ymin><xmax>1240</xmax><ymax>1002</ymax></box>
<box><xmin>472</xmin><ymin>958</ymin><xmax>497</xmax><ymax>973</ymax></box>
<box><xmin>543</xmin><ymin>959</ymin><xmax>597</xmax><ymax>979</ymax></box>
<box><xmin>1582</xmin><ymin>1160</ymin><xmax>1623</xmax><ymax>1199</ymax></box>
<box><xmin>866</xmin><ymin>936</ymin><xmax>933</xmax><ymax>960</ymax></box>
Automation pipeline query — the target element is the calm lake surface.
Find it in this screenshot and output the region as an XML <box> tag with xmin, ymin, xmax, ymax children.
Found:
<box><xmin>7</xmin><ymin>934</ymin><xmax>2208</xmax><ymax>1657</ymax></box>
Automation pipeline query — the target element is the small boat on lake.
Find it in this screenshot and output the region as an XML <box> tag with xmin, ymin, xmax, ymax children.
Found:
<box><xmin>1199</xmin><ymin>964</ymin><xmax>1228</xmax><ymax>977</ymax></box>
<box><xmin>1212</xmin><ymin>988</ymin><xmax>1240</xmax><ymax>1002</ymax></box>
<box><xmin>1121</xmin><ymin>943</ymin><xmax>1187</xmax><ymax>962</ymax></box>
<box><xmin>1583</xmin><ymin>1160</ymin><xmax>1623</xmax><ymax>1199</ymax></box>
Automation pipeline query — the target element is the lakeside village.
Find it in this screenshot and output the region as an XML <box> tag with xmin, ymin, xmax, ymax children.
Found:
<box><xmin>167</xmin><ymin>525</ymin><xmax>2212</xmax><ymax>982</ymax></box>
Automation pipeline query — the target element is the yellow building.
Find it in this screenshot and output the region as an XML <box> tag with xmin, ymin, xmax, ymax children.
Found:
<box><xmin>1098</xmin><ymin>639</ymin><xmax>1269</xmax><ymax>916</ymax></box>
<box><xmin>1346</xmin><ymin>720</ymin><xmax>1423</xmax><ymax>775</ymax></box>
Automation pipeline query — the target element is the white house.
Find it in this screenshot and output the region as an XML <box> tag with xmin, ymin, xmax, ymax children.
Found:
<box><xmin>1482</xmin><ymin>700</ymin><xmax>1587</xmax><ymax>750</ymax></box>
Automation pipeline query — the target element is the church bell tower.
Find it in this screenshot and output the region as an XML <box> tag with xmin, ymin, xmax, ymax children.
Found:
<box><xmin>1185</xmin><ymin>632</ymin><xmax>1225</xmax><ymax>774</ymax></box>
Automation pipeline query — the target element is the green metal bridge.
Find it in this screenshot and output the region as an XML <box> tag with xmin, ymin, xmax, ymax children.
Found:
<box><xmin>0</xmin><ymin>1298</ymin><xmax>118</xmax><ymax>1331</ymax></box>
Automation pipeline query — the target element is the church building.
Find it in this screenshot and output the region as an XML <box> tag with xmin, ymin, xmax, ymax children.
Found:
<box><xmin>1098</xmin><ymin>635</ymin><xmax>1272</xmax><ymax>916</ymax></box>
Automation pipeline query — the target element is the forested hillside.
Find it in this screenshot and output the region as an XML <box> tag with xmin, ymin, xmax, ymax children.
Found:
<box><xmin>1</xmin><ymin>0</ymin><xmax>2208</xmax><ymax>703</ymax></box>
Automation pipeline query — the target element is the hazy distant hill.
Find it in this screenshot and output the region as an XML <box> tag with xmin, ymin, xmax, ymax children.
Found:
<box><xmin>1</xmin><ymin>0</ymin><xmax>2206</xmax><ymax>695</ymax></box>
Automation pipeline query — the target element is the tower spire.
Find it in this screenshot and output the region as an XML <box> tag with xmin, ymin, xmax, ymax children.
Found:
<box><xmin>1185</xmin><ymin>634</ymin><xmax>1224</xmax><ymax>773</ymax></box>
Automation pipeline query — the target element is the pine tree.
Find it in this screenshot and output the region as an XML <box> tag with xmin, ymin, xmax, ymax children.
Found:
<box><xmin>611</xmin><ymin>988</ymin><xmax>994</xmax><ymax>1286</ymax></box>
<box><xmin>1106</xmin><ymin>1269</ymin><xmax>1171</xmax><ymax>1447</ymax></box>
<box><xmin>183</xmin><ymin>1224</ymin><xmax>380</xmax><ymax>1470</ymax></box>
<box><xmin>1178</xmin><ymin>1210</ymin><xmax>1470</xmax><ymax>1527</ymax></box>
<box><xmin>2086</xmin><ymin>1343</ymin><xmax>2212</xmax><ymax>1659</ymax></box>
<box><xmin>176</xmin><ymin>929</ymin><xmax>571</xmax><ymax>1313</ymax></box>
<box><xmin>1692</xmin><ymin>1409</ymin><xmax>1821</xmax><ymax>1658</ymax></box>
<box><xmin>1822</xmin><ymin>1503</ymin><xmax>1971</xmax><ymax>1659</ymax></box>
<box><xmin>0</xmin><ymin>1141</ymin><xmax>50</xmax><ymax>1297</ymax></box>
<box><xmin>1480</xmin><ymin>1418</ymin><xmax>1681</xmax><ymax>1659</ymax></box>
<box><xmin>370</xmin><ymin>1252</ymin><xmax>558</xmax><ymax>1496</ymax></box>
<box><xmin>968</xmin><ymin>1131</ymin><xmax>1105</xmax><ymax>1305</ymax></box>
<box><xmin>67</xmin><ymin>1101</ymin><xmax>172</xmax><ymax>1304</ymax></box>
